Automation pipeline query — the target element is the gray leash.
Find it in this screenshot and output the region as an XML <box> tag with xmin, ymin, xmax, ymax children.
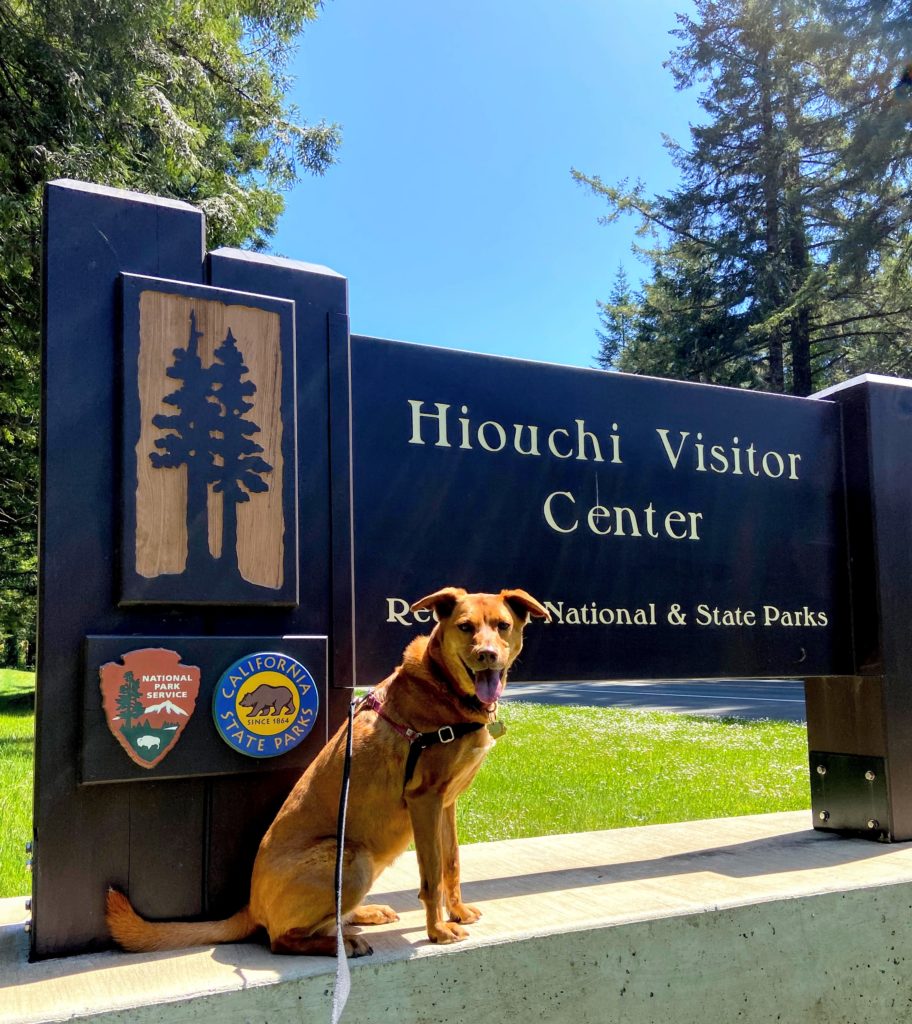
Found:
<box><xmin>330</xmin><ymin>697</ymin><xmax>357</xmax><ymax>1024</ymax></box>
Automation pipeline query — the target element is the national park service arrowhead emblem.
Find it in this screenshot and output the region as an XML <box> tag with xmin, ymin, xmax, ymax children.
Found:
<box><xmin>99</xmin><ymin>649</ymin><xmax>201</xmax><ymax>768</ymax></box>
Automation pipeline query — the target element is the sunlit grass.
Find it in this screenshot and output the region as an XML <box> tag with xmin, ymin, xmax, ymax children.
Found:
<box><xmin>0</xmin><ymin>674</ymin><xmax>810</xmax><ymax>895</ymax></box>
<box><xmin>458</xmin><ymin>701</ymin><xmax>809</xmax><ymax>843</ymax></box>
<box><xmin>0</xmin><ymin>668</ymin><xmax>34</xmax><ymax>898</ymax></box>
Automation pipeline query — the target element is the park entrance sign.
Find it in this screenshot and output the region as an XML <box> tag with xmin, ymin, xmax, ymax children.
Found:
<box><xmin>349</xmin><ymin>337</ymin><xmax>850</xmax><ymax>683</ymax></box>
<box><xmin>31</xmin><ymin>180</ymin><xmax>912</xmax><ymax>958</ymax></box>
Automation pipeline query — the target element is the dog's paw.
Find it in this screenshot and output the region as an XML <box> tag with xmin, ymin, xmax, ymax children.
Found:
<box><xmin>429</xmin><ymin>921</ymin><xmax>469</xmax><ymax>944</ymax></box>
<box><xmin>447</xmin><ymin>902</ymin><xmax>482</xmax><ymax>924</ymax></box>
<box><xmin>344</xmin><ymin>934</ymin><xmax>374</xmax><ymax>958</ymax></box>
<box><xmin>348</xmin><ymin>903</ymin><xmax>399</xmax><ymax>926</ymax></box>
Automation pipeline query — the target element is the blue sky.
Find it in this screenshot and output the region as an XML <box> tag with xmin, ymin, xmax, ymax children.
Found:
<box><xmin>273</xmin><ymin>0</ymin><xmax>700</xmax><ymax>368</ymax></box>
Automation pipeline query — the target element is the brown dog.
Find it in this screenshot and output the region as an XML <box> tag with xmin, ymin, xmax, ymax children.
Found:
<box><xmin>107</xmin><ymin>587</ymin><xmax>549</xmax><ymax>956</ymax></box>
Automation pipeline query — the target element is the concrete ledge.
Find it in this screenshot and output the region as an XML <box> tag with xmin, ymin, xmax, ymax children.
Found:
<box><xmin>4</xmin><ymin>811</ymin><xmax>912</xmax><ymax>1023</ymax></box>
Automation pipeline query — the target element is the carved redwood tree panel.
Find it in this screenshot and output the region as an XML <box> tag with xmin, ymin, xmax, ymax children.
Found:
<box><xmin>121</xmin><ymin>275</ymin><xmax>298</xmax><ymax>604</ymax></box>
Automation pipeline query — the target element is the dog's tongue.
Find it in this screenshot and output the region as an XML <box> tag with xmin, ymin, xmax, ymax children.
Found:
<box><xmin>474</xmin><ymin>668</ymin><xmax>504</xmax><ymax>707</ymax></box>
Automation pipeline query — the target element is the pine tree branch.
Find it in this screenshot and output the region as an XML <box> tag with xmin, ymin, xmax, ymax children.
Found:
<box><xmin>811</xmin><ymin>307</ymin><xmax>912</xmax><ymax>330</ymax></box>
<box><xmin>812</xmin><ymin>329</ymin><xmax>901</xmax><ymax>345</ymax></box>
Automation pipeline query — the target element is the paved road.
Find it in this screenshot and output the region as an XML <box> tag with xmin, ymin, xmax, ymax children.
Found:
<box><xmin>503</xmin><ymin>678</ymin><xmax>806</xmax><ymax>722</ymax></box>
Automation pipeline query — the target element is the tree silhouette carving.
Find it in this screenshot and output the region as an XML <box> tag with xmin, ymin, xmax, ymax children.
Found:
<box><xmin>209</xmin><ymin>327</ymin><xmax>273</xmax><ymax>572</ymax></box>
<box><xmin>148</xmin><ymin>310</ymin><xmax>272</xmax><ymax>581</ymax></box>
<box><xmin>150</xmin><ymin>311</ymin><xmax>221</xmax><ymax>571</ymax></box>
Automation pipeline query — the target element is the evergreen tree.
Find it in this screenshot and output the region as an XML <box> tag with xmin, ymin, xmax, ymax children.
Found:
<box><xmin>819</xmin><ymin>1</ymin><xmax>912</xmax><ymax>275</ymax></box>
<box><xmin>595</xmin><ymin>266</ymin><xmax>639</xmax><ymax>370</ymax></box>
<box><xmin>209</xmin><ymin>328</ymin><xmax>272</xmax><ymax>575</ymax></box>
<box><xmin>617</xmin><ymin>239</ymin><xmax>759</xmax><ymax>386</ymax></box>
<box><xmin>0</xmin><ymin>0</ymin><xmax>339</xmax><ymax>657</ymax></box>
<box><xmin>116</xmin><ymin>671</ymin><xmax>145</xmax><ymax>731</ymax></box>
<box><xmin>575</xmin><ymin>0</ymin><xmax>912</xmax><ymax>395</ymax></box>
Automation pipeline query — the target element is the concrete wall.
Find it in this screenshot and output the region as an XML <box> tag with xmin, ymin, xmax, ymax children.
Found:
<box><xmin>5</xmin><ymin>813</ymin><xmax>912</xmax><ymax>1024</ymax></box>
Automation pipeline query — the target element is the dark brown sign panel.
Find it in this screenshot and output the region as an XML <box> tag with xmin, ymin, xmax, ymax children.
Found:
<box><xmin>34</xmin><ymin>180</ymin><xmax>912</xmax><ymax>963</ymax></box>
<box><xmin>349</xmin><ymin>336</ymin><xmax>851</xmax><ymax>684</ymax></box>
<box><xmin>83</xmin><ymin>636</ymin><xmax>328</xmax><ymax>785</ymax></box>
<box><xmin>36</xmin><ymin>181</ymin><xmax>352</xmax><ymax>959</ymax></box>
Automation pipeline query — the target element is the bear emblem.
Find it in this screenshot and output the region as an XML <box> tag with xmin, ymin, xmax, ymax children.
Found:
<box><xmin>239</xmin><ymin>682</ymin><xmax>296</xmax><ymax>717</ymax></box>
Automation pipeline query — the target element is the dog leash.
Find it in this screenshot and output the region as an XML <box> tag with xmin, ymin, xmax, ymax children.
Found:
<box><xmin>330</xmin><ymin>696</ymin><xmax>356</xmax><ymax>1024</ymax></box>
<box><xmin>330</xmin><ymin>689</ymin><xmax>505</xmax><ymax>1023</ymax></box>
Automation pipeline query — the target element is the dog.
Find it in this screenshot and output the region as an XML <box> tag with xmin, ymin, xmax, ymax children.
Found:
<box><xmin>107</xmin><ymin>586</ymin><xmax>549</xmax><ymax>956</ymax></box>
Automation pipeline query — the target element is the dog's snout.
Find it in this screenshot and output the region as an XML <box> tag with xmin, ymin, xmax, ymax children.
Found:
<box><xmin>475</xmin><ymin>646</ymin><xmax>498</xmax><ymax>665</ymax></box>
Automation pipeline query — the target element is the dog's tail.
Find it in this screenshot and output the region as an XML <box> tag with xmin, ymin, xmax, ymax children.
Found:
<box><xmin>106</xmin><ymin>888</ymin><xmax>257</xmax><ymax>953</ymax></box>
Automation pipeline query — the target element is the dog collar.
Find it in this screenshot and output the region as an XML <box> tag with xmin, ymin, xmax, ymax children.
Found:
<box><xmin>358</xmin><ymin>691</ymin><xmax>501</xmax><ymax>787</ymax></box>
<box><xmin>359</xmin><ymin>691</ymin><xmax>423</xmax><ymax>742</ymax></box>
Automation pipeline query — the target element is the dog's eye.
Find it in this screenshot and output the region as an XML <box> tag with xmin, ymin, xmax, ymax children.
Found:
<box><xmin>457</xmin><ymin>622</ymin><xmax>473</xmax><ymax>633</ymax></box>
<box><xmin>497</xmin><ymin>621</ymin><xmax>511</xmax><ymax>632</ymax></box>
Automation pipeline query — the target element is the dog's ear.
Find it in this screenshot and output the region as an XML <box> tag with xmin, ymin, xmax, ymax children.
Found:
<box><xmin>411</xmin><ymin>587</ymin><xmax>468</xmax><ymax>619</ymax></box>
<box><xmin>500</xmin><ymin>589</ymin><xmax>551</xmax><ymax>623</ymax></box>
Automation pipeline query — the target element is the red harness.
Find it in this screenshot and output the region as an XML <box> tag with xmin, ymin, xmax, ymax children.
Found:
<box><xmin>358</xmin><ymin>691</ymin><xmax>486</xmax><ymax>786</ymax></box>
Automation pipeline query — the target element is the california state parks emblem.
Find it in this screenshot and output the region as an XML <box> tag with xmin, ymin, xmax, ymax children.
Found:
<box><xmin>99</xmin><ymin>649</ymin><xmax>201</xmax><ymax>768</ymax></box>
<box><xmin>213</xmin><ymin>652</ymin><xmax>319</xmax><ymax>758</ymax></box>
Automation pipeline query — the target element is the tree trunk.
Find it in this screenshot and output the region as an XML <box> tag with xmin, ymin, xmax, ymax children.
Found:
<box><xmin>791</xmin><ymin>305</ymin><xmax>813</xmax><ymax>395</ymax></box>
<box><xmin>768</xmin><ymin>331</ymin><xmax>785</xmax><ymax>392</ymax></box>
<box><xmin>220</xmin><ymin>493</ymin><xmax>241</xmax><ymax>582</ymax></box>
<box><xmin>185</xmin><ymin>464</ymin><xmax>211</xmax><ymax>574</ymax></box>
<box><xmin>784</xmin><ymin>89</ymin><xmax>813</xmax><ymax>397</ymax></box>
<box><xmin>758</xmin><ymin>45</ymin><xmax>785</xmax><ymax>393</ymax></box>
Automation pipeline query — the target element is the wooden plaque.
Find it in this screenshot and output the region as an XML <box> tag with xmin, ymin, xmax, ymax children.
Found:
<box><xmin>120</xmin><ymin>275</ymin><xmax>298</xmax><ymax>604</ymax></box>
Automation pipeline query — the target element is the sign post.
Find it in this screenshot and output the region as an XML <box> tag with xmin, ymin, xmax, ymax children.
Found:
<box><xmin>31</xmin><ymin>179</ymin><xmax>912</xmax><ymax>959</ymax></box>
<box><xmin>34</xmin><ymin>180</ymin><xmax>353</xmax><ymax>958</ymax></box>
<box><xmin>807</xmin><ymin>376</ymin><xmax>912</xmax><ymax>840</ymax></box>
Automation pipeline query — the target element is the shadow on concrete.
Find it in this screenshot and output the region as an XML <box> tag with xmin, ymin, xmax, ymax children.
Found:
<box><xmin>5</xmin><ymin>827</ymin><xmax>901</xmax><ymax>982</ymax></box>
<box><xmin>369</xmin><ymin>827</ymin><xmax>900</xmax><ymax>912</ymax></box>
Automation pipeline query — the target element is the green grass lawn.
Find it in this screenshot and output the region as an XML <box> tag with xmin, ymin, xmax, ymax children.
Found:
<box><xmin>458</xmin><ymin>701</ymin><xmax>809</xmax><ymax>843</ymax></box>
<box><xmin>0</xmin><ymin>668</ymin><xmax>35</xmax><ymax>900</ymax></box>
<box><xmin>0</xmin><ymin>671</ymin><xmax>810</xmax><ymax>897</ymax></box>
